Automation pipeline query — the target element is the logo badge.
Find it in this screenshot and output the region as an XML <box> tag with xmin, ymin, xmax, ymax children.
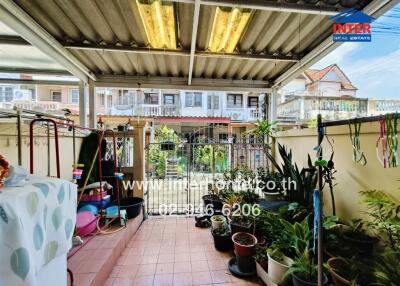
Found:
<box><xmin>331</xmin><ymin>9</ymin><xmax>374</xmax><ymax>42</ymax></box>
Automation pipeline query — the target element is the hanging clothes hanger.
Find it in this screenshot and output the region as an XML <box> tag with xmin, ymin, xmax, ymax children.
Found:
<box><xmin>376</xmin><ymin>116</ymin><xmax>388</xmax><ymax>168</ymax></box>
<box><xmin>349</xmin><ymin>119</ymin><xmax>367</xmax><ymax>166</ymax></box>
<box><xmin>314</xmin><ymin>127</ymin><xmax>334</xmax><ymax>167</ymax></box>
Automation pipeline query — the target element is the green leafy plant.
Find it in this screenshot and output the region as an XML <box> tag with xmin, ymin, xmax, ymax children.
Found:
<box><xmin>286</xmin><ymin>250</ymin><xmax>318</xmax><ymax>281</ymax></box>
<box><xmin>267</xmin><ymin>144</ymin><xmax>317</xmax><ymax>209</ymax></box>
<box><xmin>257</xmin><ymin>167</ymin><xmax>285</xmax><ymax>195</ymax></box>
<box><xmin>360</xmin><ymin>190</ymin><xmax>400</xmax><ymax>251</ymax></box>
<box><xmin>373</xmin><ymin>251</ymin><xmax>400</xmax><ymax>286</ymax></box>
<box><xmin>280</xmin><ymin>217</ymin><xmax>312</xmax><ymax>256</ymax></box>
<box><xmin>254</xmin><ymin>245</ymin><xmax>269</xmax><ymax>265</ymax></box>
<box><xmin>213</xmin><ymin>223</ymin><xmax>230</xmax><ymax>236</ymax></box>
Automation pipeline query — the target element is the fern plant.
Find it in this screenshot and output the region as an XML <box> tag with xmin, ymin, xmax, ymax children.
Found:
<box><xmin>360</xmin><ymin>190</ymin><xmax>400</xmax><ymax>251</ymax></box>
<box><xmin>373</xmin><ymin>251</ymin><xmax>400</xmax><ymax>286</ymax></box>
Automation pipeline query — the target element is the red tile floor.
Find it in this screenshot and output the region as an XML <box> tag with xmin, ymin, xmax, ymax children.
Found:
<box><xmin>104</xmin><ymin>217</ymin><xmax>263</xmax><ymax>286</ymax></box>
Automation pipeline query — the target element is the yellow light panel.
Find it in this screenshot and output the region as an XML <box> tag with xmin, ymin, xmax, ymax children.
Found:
<box><xmin>136</xmin><ymin>0</ymin><xmax>177</xmax><ymax>49</ymax></box>
<box><xmin>207</xmin><ymin>7</ymin><xmax>252</xmax><ymax>53</ymax></box>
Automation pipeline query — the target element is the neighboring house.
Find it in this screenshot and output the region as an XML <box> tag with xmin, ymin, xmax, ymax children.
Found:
<box><xmin>367</xmin><ymin>99</ymin><xmax>400</xmax><ymax>116</ymax></box>
<box><xmin>278</xmin><ymin>64</ymin><xmax>368</xmax><ymax>122</ymax></box>
<box><xmin>0</xmin><ymin>74</ymin><xmax>265</xmax><ymax>138</ymax></box>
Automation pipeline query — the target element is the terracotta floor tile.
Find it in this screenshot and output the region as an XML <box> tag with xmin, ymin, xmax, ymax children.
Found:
<box><xmin>137</xmin><ymin>263</ymin><xmax>157</xmax><ymax>276</ymax></box>
<box><xmin>153</xmin><ymin>273</ymin><xmax>174</xmax><ymax>286</ymax></box>
<box><xmin>174</xmin><ymin>262</ymin><xmax>192</xmax><ymax>273</ymax></box>
<box><xmin>73</xmin><ymin>273</ymin><xmax>96</xmax><ymax>286</ymax></box>
<box><xmin>207</xmin><ymin>259</ymin><xmax>227</xmax><ymax>271</ymax></box>
<box><xmin>112</xmin><ymin>277</ymin><xmax>133</xmax><ymax>286</ymax></box>
<box><xmin>173</xmin><ymin>272</ymin><xmax>193</xmax><ymax>286</ymax></box>
<box><xmin>192</xmin><ymin>271</ymin><xmax>212</xmax><ymax>285</ymax></box>
<box><xmin>141</xmin><ymin>254</ymin><xmax>159</xmax><ymax>264</ymax></box>
<box><xmin>133</xmin><ymin>275</ymin><xmax>154</xmax><ymax>286</ymax></box>
<box><xmin>210</xmin><ymin>270</ymin><xmax>231</xmax><ymax>284</ymax></box>
<box><xmin>103</xmin><ymin>277</ymin><xmax>115</xmax><ymax>286</ymax></box>
<box><xmin>191</xmin><ymin>260</ymin><xmax>209</xmax><ymax>272</ymax></box>
<box><xmin>156</xmin><ymin>263</ymin><xmax>174</xmax><ymax>274</ymax></box>
<box><xmin>174</xmin><ymin>252</ymin><xmax>191</xmax><ymax>262</ymax></box>
<box><xmin>158</xmin><ymin>253</ymin><xmax>175</xmax><ymax>263</ymax></box>
<box><xmin>117</xmin><ymin>265</ymin><xmax>138</xmax><ymax>278</ymax></box>
<box><xmin>190</xmin><ymin>252</ymin><xmax>206</xmax><ymax>261</ymax></box>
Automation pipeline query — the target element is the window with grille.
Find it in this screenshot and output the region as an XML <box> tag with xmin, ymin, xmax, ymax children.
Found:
<box><xmin>69</xmin><ymin>89</ymin><xmax>79</xmax><ymax>104</ymax></box>
<box><xmin>207</xmin><ymin>94</ymin><xmax>219</xmax><ymax>109</ymax></box>
<box><xmin>163</xmin><ymin>94</ymin><xmax>175</xmax><ymax>105</ymax></box>
<box><xmin>185</xmin><ymin>92</ymin><xmax>202</xmax><ymax>107</ymax></box>
<box><xmin>248</xmin><ymin>96</ymin><xmax>259</xmax><ymax>108</ymax></box>
<box><xmin>119</xmin><ymin>90</ymin><xmax>134</xmax><ymax>105</ymax></box>
<box><xmin>145</xmin><ymin>93</ymin><xmax>159</xmax><ymax>104</ymax></box>
<box><xmin>227</xmin><ymin>94</ymin><xmax>243</xmax><ymax>108</ymax></box>
<box><xmin>51</xmin><ymin>90</ymin><xmax>62</xmax><ymax>102</ymax></box>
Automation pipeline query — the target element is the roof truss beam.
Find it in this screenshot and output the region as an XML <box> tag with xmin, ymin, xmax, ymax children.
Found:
<box><xmin>0</xmin><ymin>0</ymin><xmax>96</xmax><ymax>83</ymax></box>
<box><xmin>188</xmin><ymin>0</ymin><xmax>201</xmax><ymax>85</ymax></box>
<box><xmin>95</xmin><ymin>74</ymin><xmax>271</xmax><ymax>92</ymax></box>
<box><xmin>0</xmin><ymin>67</ymin><xmax>71</xmax><ymax>76</ymax></box>
<box><xmin>171</xmin><ymin>0</ymin><xmax>341</xmax><ymax>15</ymax></box>
<box><xmin>1</xmin><ymin>36</ymin><xmax>300</xmax><ymax>62</ymax></box>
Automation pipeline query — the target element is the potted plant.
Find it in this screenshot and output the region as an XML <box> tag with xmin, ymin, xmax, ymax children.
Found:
<box><xmin>257</xmin><ymin>167</ymin><xmax>284</xmax><ymax>201</ymax></box>
<box><xmin>327</xmin><ymin>258</ymin><xmax>354</xmax><ymax>286</ymax></box>
<box><xmin>210</xmin><ymin>214</ymin><xmax>227</xmax><ymax>229</ymax></box>
<box><xmin>232</xmin><ymin>232</ymin><xmax>257</xmax><ymax>257</ymax></box>
<box><xmin>342</xmin><ymin>219</ymin><xmax>374</xmax><ymax>256</ymax></box>
<box><xmin>229</xmin><ymin>215</ymin><xmax>253</xmax><ymax>234</ymax></box>
<box><xmin>287</xmin><ymin>251</ymin><xmax>328</xmax><ymax>286</ymax></box>
<box><xmin>267</xmin><ymin>244</ymin><xmax>293</xmax><ymax>285</ymax></box>
<box><xmin>211</xmin><ymin>224</ymin><xmax>232</xmax><ymax>252</ymax></box>
<box><xmin>202</xmin><ymin>183</ymin><xmax>223</xmax><ymax>211</ymax></box>
<box><xmin>254</xmin><ymin>245</ymin><xmax>269</xmax><ymax>285</ymax></box>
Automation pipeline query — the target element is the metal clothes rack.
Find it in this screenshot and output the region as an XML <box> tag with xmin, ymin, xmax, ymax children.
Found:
<box><xmin>315</xmin><ymin>112</ymin><xmax>399</xmax><ymax>286</ymax></box>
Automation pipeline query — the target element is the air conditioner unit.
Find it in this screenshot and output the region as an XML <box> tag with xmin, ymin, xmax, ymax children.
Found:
<box><xmin>229</xmin><ymin>112</ymin><xmax>243</xmax><ymax>121</ymax></box>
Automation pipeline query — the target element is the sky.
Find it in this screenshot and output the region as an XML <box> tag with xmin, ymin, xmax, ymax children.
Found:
<box><xmin>311</xmin><ymin>4</ymin><xmax>400</xmax><ymax>100</ymax></box>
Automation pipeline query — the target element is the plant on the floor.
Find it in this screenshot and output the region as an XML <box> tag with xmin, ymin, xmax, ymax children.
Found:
<box><xmin>211</xmin><ymin>223</ymin><xmax>232</xmax><ymax>252</ymax></box>
<box><xmin>232</xmin><ymin>232</ymin><xmax>257</xmax><ymax>257</ymax></box>
<box><xmin>286</xmin><ymin>250</ymin><xmax>326</xmax><ymax>286</ymax></box>
<box><xmin>360</xmin><ymin>190</ymin><xmax>400</xmax><ymax>251</ymax></box>
<box><xmin>210</xmin><ymin>214</ymin><xmax>226</xmax><ymax>229</ymax></box>
<box><xmin>327</xmin><ymin>256</ymin><xmax>375</xmax><ymax>286</ymax></box>
<box><xmin>267</xmin><ymin>243</ymin><xmax>294</xmax><ymax>285</ymax></box>
<box><xmin>254</xmin><ymin>245</ymin><xmax>268</xmax><ymax>269</ymax></box>
<box><xmin>343</xmin><ymin>219</ymin><xmax>375</xmax><ymax>256</ymax></box>
<box><xmin>254</xmin><ymin>210</ymin><xmax>283</xmax><ymax>242</ymax></box>
<box><xmin>266</xmin><ymin>144</ymin><xmax>317</xmax><ymax>209</ymax></box>
<box><xmin>281</xmin><ymin>217</ymin><xmax>312</xmax><ymax>257</ymax></box>
<box><xmin>373</xmin><ymin>251</ymin><xmax>400</xmax><ymax>286</ymax></box>
<box><xmin>257</xmin><ymin>167</ymin><xmax>285</xmax><ymax>199</ymax></box>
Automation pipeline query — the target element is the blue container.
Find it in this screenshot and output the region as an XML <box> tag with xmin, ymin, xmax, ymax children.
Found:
<box><xmin>78</xmin><ymin>204</ymin><xmax>98</xmax><ymax>215</ymax></box>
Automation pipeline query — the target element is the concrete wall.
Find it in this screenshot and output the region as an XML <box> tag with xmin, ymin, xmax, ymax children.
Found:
<box><xmin>275</xmin><ymin>122</ymin><xmax>400</xmax><ymax>222</ymax></box>
<box><xmin>0</xmin><ymin>122</ymin><xmax>83</xmax><ymax>180</ymax></box>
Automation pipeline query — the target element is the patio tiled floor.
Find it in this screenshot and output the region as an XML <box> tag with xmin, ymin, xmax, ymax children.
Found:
<box><xmin>105</xmin><ymin>217</ymin><xmax>263</xmax><ymax>286</ymax></box>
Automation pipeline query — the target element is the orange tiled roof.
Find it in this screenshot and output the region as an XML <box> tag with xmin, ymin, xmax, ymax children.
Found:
<box><xmin>304</xmin><ymin>64</ymin><xmax>357</xmax><ymax>90</ymax></box>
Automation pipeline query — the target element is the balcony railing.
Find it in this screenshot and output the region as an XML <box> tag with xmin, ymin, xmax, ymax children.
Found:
<box><xmin>134</xmin><ymin>105</ymin><xmax>181</xmax><ymax>117</ymax></box>
<box><xmin>0</xmin><ymin>101</ymin><xmax>60</xmax><ymax>111</ymax></box>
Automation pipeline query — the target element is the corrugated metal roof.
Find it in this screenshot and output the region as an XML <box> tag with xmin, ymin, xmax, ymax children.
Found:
<box><xmin>2</xmin><ymin>0</ymin><xmax>376</xmax><ymax>87</ymax></box>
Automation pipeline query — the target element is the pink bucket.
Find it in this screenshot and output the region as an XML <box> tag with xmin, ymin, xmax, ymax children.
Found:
<box><xmin>76</xmin><ymin>211</ymin><xmax>97</xmax><ymax>237</ymax></box>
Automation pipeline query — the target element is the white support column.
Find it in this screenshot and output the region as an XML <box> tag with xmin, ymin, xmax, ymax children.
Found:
<box><xmin>78</xmin><ymin>81</ymin><xmax>88</xmax><ymax>127</ymax></box>
<box><xmin>269</xmin><ymin>88</ymin><xmax>278</xmax><ymax>122</ymax></box>
<box><xmin>88</xmin><ymin>80</ymin><xmax>96</xmax><ymax>129</ymax></box>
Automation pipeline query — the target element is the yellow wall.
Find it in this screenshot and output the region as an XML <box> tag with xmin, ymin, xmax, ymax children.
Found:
<box><xmin>0</xmin><ymin>122</ymin><xmax>83</xmax><ymax>180</ymax></box>
<box><xmin>275</xmin><ymin>122</ymin><xmax>400</xmax><ymax>222</ymax></box>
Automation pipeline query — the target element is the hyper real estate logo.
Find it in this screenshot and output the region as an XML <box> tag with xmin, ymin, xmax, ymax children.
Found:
<box><xmin>331</xmin><ymin>9</ymin><xmax>374</xmax><ymax>42</ymax></box>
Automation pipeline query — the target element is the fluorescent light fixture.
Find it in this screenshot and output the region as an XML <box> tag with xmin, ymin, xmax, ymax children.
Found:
<box><xmin>136</xmin><ymin>0</ymin><xmax>177</xmax><ymax>49</ymax></box>
<box><xmin>207</xmin><ymin>7</ymin><xmax>252</xmax><ymax>53</ymax></box>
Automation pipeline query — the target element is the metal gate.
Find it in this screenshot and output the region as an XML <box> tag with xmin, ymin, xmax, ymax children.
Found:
<box><xmin>144</xmin><ymin>130</ymin><xmax>269</xmax><ymax>215</ymax></box>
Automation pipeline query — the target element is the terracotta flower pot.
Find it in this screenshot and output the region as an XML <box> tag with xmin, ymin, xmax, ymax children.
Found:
<box><xmin>327</xmin><ymin>258</ymin><xmax>354</xmax><ymax>286</ymax></box>
<box><xmin>232</xmin><ymin>232</ymin><xmax>257</xmax><ymax>257</ymax></box>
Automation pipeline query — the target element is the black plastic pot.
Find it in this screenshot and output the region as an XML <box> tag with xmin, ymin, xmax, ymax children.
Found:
<box><xmin>236</xmin><ymin>254</ymin><xmax>256</xmax><ymax>273</ymax></box>
<box><xmin>212</xmin><ymin>229</ymin><xmax>233</xmax><ymax>252</ymax></box>
<box><xmin>120</xmin><ymin>197</ymin><xmax>143</xmax><ymax>219</ymax></box>
<box><xmin>202</xmin><ymin>195</ymin><xmax>223</xmax><ymax>211</ymax></box>
<box><xmin>343</xmin><ymin>232</ymin><xmax>374</xmax><ymax>256</ymax></box>
<box><xmin>292</xmin><ymin>273</ymin><xmax>328</xmax><ymax>286</ymax></box>
<box><xmin>230</xmin><ymin>221</ymin><xmax>253</xmax><ymax>235</ymax></box>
